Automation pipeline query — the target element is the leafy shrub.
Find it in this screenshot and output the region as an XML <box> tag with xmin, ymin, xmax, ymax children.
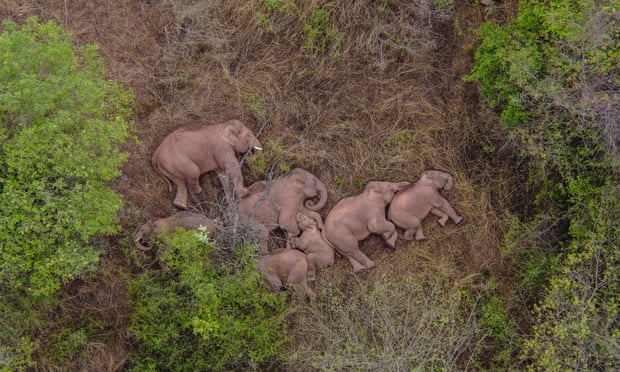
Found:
<box><xmin>128</xmin><ymin>228</ymin><xmax>288</xmax><ymax>371</ymax></box>
<box><xmin>0</xmin><ymin>17</ymin><xmax>132</xmax><ymax>369</ymax></box>
<box><xmin>466</xmin><ymin>0</ymin><xmax>620</xmax><ymax>369</ymax></box>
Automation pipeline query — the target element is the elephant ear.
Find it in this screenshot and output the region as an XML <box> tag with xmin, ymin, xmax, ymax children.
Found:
<box><xmin>223</xmin><ymin>123</ymin><xmax>241</xmax><ymax>147</ymax></box>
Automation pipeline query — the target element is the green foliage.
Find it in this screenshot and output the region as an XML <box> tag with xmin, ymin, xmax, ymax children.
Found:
<box><xmin>302</xmin><ymin>4</ymin><xmax>341</xmax><ymax>58</ymax></box>
<box><xmin>468</xmin><ymin>0</ymin><xmax>620</xmax><ymax>369</ymax></box>
<box><xmin>521</xmin><ymin>184</ymin><xmax>620</xmax><ymax>370</ymax></box>
<box><xmin>129</xmin><ymin>229</ymin><xmax>288</xmax><ymax>371</ymax></box>
<box><xmin>0</xmin><ymin>17</ymin><xmax>132</xmax><ymax>369</ymax></box>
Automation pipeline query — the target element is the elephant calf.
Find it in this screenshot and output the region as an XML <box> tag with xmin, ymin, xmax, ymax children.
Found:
<box><xmin>258</xmin><ymin>248</ymin><xmax>316</xmax><ymax>299</ymax></box>
<box><xmin>323</xmin><ymin>181</ymin><xmax>410</xmax><ymax>273</ymax></box>
<box><xmin>388</xmin><ymin>170</ymin><xmax>463</xmax><ymax>241</ymax></box>
<box><xmin>135</xmin><ymin>212</ymin><xmax>216</xmax><ymax>271</ymax></box>
<box><xmin>289</xmin><ymin>211</ymin><xmax>334</xmax><ymax>281</ymax></box>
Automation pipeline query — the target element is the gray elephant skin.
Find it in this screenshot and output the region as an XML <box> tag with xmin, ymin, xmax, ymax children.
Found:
<box><xmin>388</xmin><ymin>170</ymin><xmax>463</xmax><ymax>241</ymax></box>
<box><xmin>289</xmin><ymin>211</ymin><xmax>334</xmax><ymax>281</ymax></box>
<box><xmin>323</xmin><ymin>181</ymin><xmax>410</xmax><ymax>273</ymax></box>
<box><xmin>237</xmin><ymin>168</ymin><xmax>328</xmax><ymax>252</ymax></box>
<box><xmin>258</xmin><ymin>248</ymin><xmax>316</xmax><ymax>299</ymax></box>
<box><xmin>152</xmin><ymin>119</ymin><xmax>263</xmax><ymax>210</ymax></box>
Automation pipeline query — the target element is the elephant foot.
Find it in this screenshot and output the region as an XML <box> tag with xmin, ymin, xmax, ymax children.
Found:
<box><xmin>438</xmin><ymin>216</ymin><xmax>448</xmax><ymax>227</ymax></box>
<box><xmin>190</xmin><ymin>185</ymin><xmax>203</xmax><ymax>195</ymax></box>
<box><xmin>403</xmin><ymin>230</ymin><xmax>415</xmax><ymax>241</ymax></box>
<box><xmin>454</xmin><ymin>216</ymin><xmax>464</xmax><ymax>225</ymax></box>
<box><xmin>415</xmin><ymin>233</ymin><xmax>427</xmax><ymax>242</ymax></box>
<box><xmin>307</xmin><ymin>270</ymin><xmax>316</xmax><ymax>282</ymax></box>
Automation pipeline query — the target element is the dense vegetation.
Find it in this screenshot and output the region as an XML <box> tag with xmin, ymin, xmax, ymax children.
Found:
<box><xmin>1</xmin><ymin>0</ymin><xmax>618</xmax><ymax>370</ymax></box>
<box><xmin>466</xmin><ymin>0</ymin><xmax>619</xmax><ymax>369</ymax></box>
<box><xmin>0</xmin><ymin>18</ymin><xmax>132</xmax><ymax>369</ymax></box>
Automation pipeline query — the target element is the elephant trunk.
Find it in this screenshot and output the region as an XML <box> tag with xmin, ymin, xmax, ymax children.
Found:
<box><xmin>304</xmin><ymin>178</ymin><xmax>328</xmax><ymax>211</ymax></box>
<box><xmin>134</xmin><ymin>232</ymin><xmax>153</xmax><ymax>251</ymax></box>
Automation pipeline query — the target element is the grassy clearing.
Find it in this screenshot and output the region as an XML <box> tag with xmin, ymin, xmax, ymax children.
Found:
<box><xmin>1</xmin><ymin>0</ymin><xmax>521</xmax><ymax>369</ymax></box>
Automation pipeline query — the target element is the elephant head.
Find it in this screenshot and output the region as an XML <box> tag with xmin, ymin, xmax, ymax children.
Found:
<box><xmin>296</xmin><ymin>210</ymin><xmax>324</xmax><ymax>230</ymax></box>
<box><xmin>287</xmin><ymin>168</ymin><xmax>328</xmax><ymax>211</ymax></box>
<box><xmin>418</xmin><ymin>170</ymin><xmax>453</xmax><ymax>191</ymax></box>
<box><xmin>222</xmin><ymin>119</ymin><xmax>263</xmax><ymax>154</ymax></box>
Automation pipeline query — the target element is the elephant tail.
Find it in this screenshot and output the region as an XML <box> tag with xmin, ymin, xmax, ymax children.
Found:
<box><xmin>152</xmin><ymin>158</ymin><xmax>173</xmax><ymax>192</ymax></box>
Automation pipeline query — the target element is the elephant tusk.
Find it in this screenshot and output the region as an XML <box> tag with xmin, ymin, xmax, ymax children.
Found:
<box><xmin>253</xmin><ymin>146</ymin><xmax>263</xmax><ymax>151</ymax></box>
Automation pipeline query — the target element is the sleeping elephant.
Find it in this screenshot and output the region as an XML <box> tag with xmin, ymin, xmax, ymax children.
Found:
<box><xmin>134</xmin><ymin>212</ymin><xmax>216</xmax><ymax>271</ymax></box>
<box><xmin>152</xmin><ymin>119</ymin><xmax>263</xmax><ymax>209</ymax></box>
<box><xmin>258</xmin><ymin>248</ymin><xmax>317</xmax><ymax>299</ymax></box>
<box><xmin>289</xmin><ymin>211</ymin><xmax>334</xmax><ymax>281</ymax></box>
<box><xmin>237</xmin><ymin>168</ymin><xmax>328</xmax><ymax>252</ymax></box>
<box><xmin>323</xmin><ymin>181</ymin><xmax>410</xmax><ymax>273</ymax></box>
<box><xmin>388</xmin><ymin>170</ymin><xmax>463</xmax><ymax>241</ymax></box>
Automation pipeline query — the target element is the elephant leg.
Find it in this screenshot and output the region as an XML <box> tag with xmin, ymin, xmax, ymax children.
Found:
<box><xmin>172</xmin><ymin>180</ymin><xmax>189</xmax><ymax>210</ymax></box>
<box><xmin>436</xmin><ymin>198</ymin><xmax>463</xmax><ymax>225</ymax></box>
<box><xmin>369</xmin><ymin>219</ymin><xmax>398</xmax><ymax>249</ymax></box>
<box><xmin>431</xmin><ymin>208</ymin><xmax>449</xmax><ymax>227</ymax></box>
<box><xmin>296</xmin><ymin>280</ymin><xmax>317</xmax><ymax>299</ymax></box>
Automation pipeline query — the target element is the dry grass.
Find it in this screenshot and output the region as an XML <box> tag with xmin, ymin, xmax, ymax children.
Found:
<box><xmin>0</xmin><ymin>0</ymin><xmax>523</xmax><ymax>369</ymax></box>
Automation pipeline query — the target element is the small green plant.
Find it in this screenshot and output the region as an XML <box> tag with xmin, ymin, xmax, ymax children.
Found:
<box><xmin>302</xmin><ymin>4</ymin><xmax>341</xmax><ymax>58</ymax></box>
<box><xmin>384</xmin><ymin>131</ymin><xmax>412</xmax><ymax>150</ymax></box>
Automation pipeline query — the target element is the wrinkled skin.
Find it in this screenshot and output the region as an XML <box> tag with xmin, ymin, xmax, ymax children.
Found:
<box><xmin>388</xmin><ymin>170</ymin><xmax>463</xmax><ymax>241</ymax></box>
<box><xmin>134</xmin><ymin>212</ymin><xmax>216</xmax><ymax>271</ymax></box>
<box><xmin>323</xmin><ymin>181</ymin><xmax>410</xmax><ymax>273</ymax></box>
<box><xmin>237</xmin><ymin>168</ymin><xmax>328</xmax><ymax>252</ymax></box>
<box><xmin>258</xmin><ymin>248</ymin><xmax>316</xmax><ymax>299</ymax></box>
<box><xmin>289</xmin><ymin>211</ymin><xmax>334</xmax><ymax>281</ymax></box>
<box><xmin>152</xmin><ymin>119</ymin><xmax>263</xmax><ymax>209</ymax></box>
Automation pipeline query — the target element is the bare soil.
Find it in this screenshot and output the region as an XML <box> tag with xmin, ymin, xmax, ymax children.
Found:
<box><xmin>1</xmin><ymin>0</ymin><xmax>520</xmax><ymax>369</ymax></box>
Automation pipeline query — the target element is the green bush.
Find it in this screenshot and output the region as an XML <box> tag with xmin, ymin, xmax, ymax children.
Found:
<box><xmin>128</xmin><ymin>229</ymin><xmax>288</xmax><ymax>371</ymax></box>
<box><xmin>466</xmin><ymin>0</ymin><xmax>620</xmax><ymax>369</ymax></box>
<box><xmin>0</xmin><ymin>17</ymin><xmax>132</xmax><ymax>369</ymax></box>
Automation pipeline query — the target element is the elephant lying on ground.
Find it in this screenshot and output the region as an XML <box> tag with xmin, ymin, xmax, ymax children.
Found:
<box><xmin>289</xmin><ymin>211</ymin><xmax>334</xmax><ymax>281</ymax></box>
<box><xmin>152</xmin><ymin>119</ymin><xmax>263</xmax><ymax>209</ymax></box>
<box><xmin>388</xmin><ymin>170</ymin><xmax>463</xmax><ymax>241</ymax></box>
<box><xmin>237</xmin><ymin>168</ymin><xmax>328</xmax><ymax>252</ymax></box>
<box><xmin>258</xmin><ymin>248</ymin><xmax>316</xmax><ymax>299</ymax></box>
<box><xmin>135</xmin><ymin>212</ymin><xmax>216</xmax><ymax>271</ymax></box>
<box><xmin>323</xmin><ymin>181</ymin><xmax>410</xmax><ymax>272</ymax></box>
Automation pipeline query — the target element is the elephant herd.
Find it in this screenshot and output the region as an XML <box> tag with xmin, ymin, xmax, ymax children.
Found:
<box><xmin>137</xmin><ymin>119</ymin><xmax>463</xmax><ymax>299</ymax></box>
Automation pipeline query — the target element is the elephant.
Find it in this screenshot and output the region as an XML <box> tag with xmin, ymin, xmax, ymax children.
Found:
<box><xmin>388</xmin><ymin>170</ymin><xmax>463</xmax><ymax>241</ymax></box>
<box><xmin>237</xmin><ymin>168</ymin><xmax>328</xmax><ymax>252</ymax></box>
<box><xmin>258</xmin><ymin>248</ymin><xmax>317</xmax><ymax>299</ymax></box>
<box><xmin>289</xmin><ymin>211</ymin><xmax>334</xmax><ymax>281</ymax></box>
<box><xmin>134</xmin><ymin>212</ymin><xmax>216</xmax><ymax>271</ymax></box>
<box><xmin>152</xmin><ymin>119</ymin><xmax>263</xmax><ymax>209</ymax></box>
<box><xmin>322</xmin><ymin>181</ymin><xmax>410</xmax><ymax>273</ymax></box>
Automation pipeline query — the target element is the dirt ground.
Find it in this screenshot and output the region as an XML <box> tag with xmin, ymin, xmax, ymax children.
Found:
<box><xmin>1</xmin><ymin>0</ymin><xmax>520</xmax><ymax>369</ymax></box>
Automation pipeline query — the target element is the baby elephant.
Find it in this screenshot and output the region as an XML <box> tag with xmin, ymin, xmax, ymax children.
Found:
<box><xmin>289</xmin><ymin>211</ymin><xmax>334</xmax><ymax>281</ymax></box>
<box><xmin>134</xmin><ymin>212</ymin><xmax>216</xmax><ymax>251</ymax></box>
<box><xmin>258</xmin><ymin>248</ymin><xmax>316</xmax><ymax>299</ymax></box>
<box><xmin>388</xmin><ymin>170</ymin><xmax>463</xmax><ymax>241</ymax></box>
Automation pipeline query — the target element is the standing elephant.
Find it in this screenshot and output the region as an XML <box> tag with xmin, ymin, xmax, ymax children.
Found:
<box><xmin>289</xmin><ymin>211</ymin><xmax>334</xmax><ymax>281</ymax></box>
<box><xmin>152</xmin><ymin>119</ymin><xmax>263</xmax><ymax>209</ymax></box>
<box><xmin>258</xmin><ymin>248</ymin><xmax>317</xmax><ymax>299</ymax></box>
<box><xmin>323</xmin><ymin>181</ymin><xmax>410</xmax><ymax>273</ymax></box>
<box><xmin>388</xmin><ymin>170</ymin><xmax>463</xmax><ymax>241</ymax></box>
<box><xmin>237</xmin><ymin>168</ymin><xmax>328</xmax><ymax>251</ymax></box>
